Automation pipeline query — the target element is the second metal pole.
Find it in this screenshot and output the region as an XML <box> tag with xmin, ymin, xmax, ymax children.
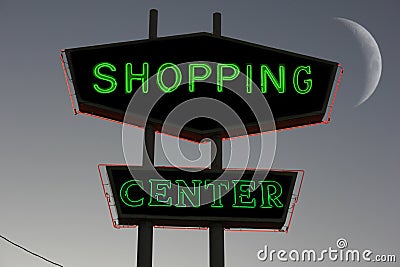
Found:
<box><xmin>138</xmin><ymin>122</ymin><xmax>156</xmax><ymax>266</ymax></box>
<box><xmin>209</xmin><ymin>135</ymin><xmax>225</xmax><ymax>267</ymax></box>
<box><xmin>137</xmin><ymin>221</ymin><xmax>153</xmax><ymax>267</ymax></box>
<box><xmin>149</xmin><ymin>9</ymin><xmax>158</xmax><ymax>39</ymax></box>
<box><xmin>213</xmin><ymin>12</ymin><xmax>222</xmax><ymax>37</ymax></box>
<box><xmin>210</xmin><ymin>134</ymin><xmax>222</xmax><ymax>170</ymax></box>
<box><xmin>210</xmin><ymin>223</ymin><xmax>225</xmax><ymax>267</ymax></box>
<box><xmin>143</xmin><ymin>123</ymin><xmax>155</xmax><ymax>166</ymax></box>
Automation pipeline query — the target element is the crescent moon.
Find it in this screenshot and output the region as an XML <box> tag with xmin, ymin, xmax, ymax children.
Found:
<box><xmin>334</xmin><ymin>17</ymin><xmax>382</xmax><ymax>107</ymax></box>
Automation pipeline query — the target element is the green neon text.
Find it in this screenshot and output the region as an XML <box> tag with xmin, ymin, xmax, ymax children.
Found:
<box><xmin>217</xmin><ymin>64</ymin><xmax>240</xmax><ymax>92</ymax></box>
<box><xmin>93</xmin><ymin>62</ymin><xmax>118</xmax><ymax>93</ymax></box>
<box><xmin>259</xmin><ymin>180</ymin><xmax>284</xmax><ymax>208</ymax></box>
<box><xmin>260</xmin><ymin>64</ymin><xmax>286</xmax><ymax>93</ymax></box>
<box><xmin>176</xmin><ymin>180</ymin><xmax>202</xmax><ymax>207</ymax></box>
<box><xmin>157</xmin><ymin>63</ymin><xmax>182</xmax><ymax>93</ymax></box>
<box><xmin>246</xmin><ymin>64</ymin><xmax>253</xmax><ymax>94</ymax></box>
<box><xmin>148</xmin><ymin>179</ymin><xmax>172</xmax><ymax>207</ymax></box>
<box><xmin>188</xmin><ymin>63</ymin><xmax>212</xmax><ymax>92</ymax></box>
<box><xmin>204</xmin><ymin>180</ymin><xmax>230</xmax><ymax>208</ymax></box>
<box><xmin>93</xmin><ymin>62</ymin><xmax>312</xmax><ymax>95</ymax></box>
<box><xmin>120</xmin><ymin>180</ymin><xmax>144</xmax><ymax>207</ymax></box>
<box><xmin>125</xmin><ymin>62</ymin><xmax>149</xmax><ymax>93</ymax></box>
<box><xmin>293</xmin><ymin>65</ymin><xmax>312</xmax><ymax>94</ymax></box>
<box><xmin>232</xmin><ymin>180</ymin><xmax>257</xmax><ymax>208</ymax></box>
<box><xmin>119</xmin><ymin>179</ymin><xmax>286</xmax><ymax>209</ymax></box>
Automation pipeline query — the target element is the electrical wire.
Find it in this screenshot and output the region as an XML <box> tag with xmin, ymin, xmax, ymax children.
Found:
<box><xmin>0</xmin><ymin>234</ymin><xmax>63</xmax><ymax>267</ymax></box>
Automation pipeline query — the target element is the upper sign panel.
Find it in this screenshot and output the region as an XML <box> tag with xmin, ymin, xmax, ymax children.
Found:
<box><xmin>64</xmin><ymin>32</ymin><xmax>339</xmax><ymax>141</ymax></box>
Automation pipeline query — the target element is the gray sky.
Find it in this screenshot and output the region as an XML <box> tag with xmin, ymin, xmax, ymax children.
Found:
<box><xmin>0</xmin><ymin>0</ymin><xmax>399</xmax><ymax>266</ymax></box>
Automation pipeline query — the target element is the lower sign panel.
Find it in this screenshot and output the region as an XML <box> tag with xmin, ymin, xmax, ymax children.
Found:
<box><xmin>105</xmin><ymin>166</ymin><xmax>299</xmax><ymax>229</ymax></box>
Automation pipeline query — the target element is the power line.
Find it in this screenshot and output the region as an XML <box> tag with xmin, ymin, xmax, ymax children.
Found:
<box><xmin>0</xmin><ymin>234</ymin><xmax>63</xmax><ymax>267</ymax></box>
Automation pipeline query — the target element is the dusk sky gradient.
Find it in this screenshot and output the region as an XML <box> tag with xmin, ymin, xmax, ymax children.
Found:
<box><xmin>0</xmin><ymin>1</ymin><xmax>399</xmax><ymax>266</ymax></box>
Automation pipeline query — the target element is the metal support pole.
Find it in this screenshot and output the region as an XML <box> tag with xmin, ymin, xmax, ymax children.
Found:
<box><xmin>139</xmin><ymin>112</ymin><xmax>156</xmax><ymax>266</ymax></box>
<box><xmin>213</xmin><ymin>12</ymin><xmax>222</xmax><ymax>37</ymax></box>
<box><xmin>149</xmin><ymin>9</ymin><xmax>158</xmax><ymax>40</ymax></box>
<box><xmin>209</xmin><ymin>223</ymin><xmax>225</xmax><ymax>267</ymax></box>
<box><xmin>209</xmin><ymin>134</ymin><xmax>224</xmax><ymax>267</ymax></box>
<box><xmin>137</xmin><ymin>221</ymin><xmax>154</xmax><ymax>267</ymax></box>
<box><xmin>138</xmin><ymin>123</ymin><xmax>155</xmax><ymax>267</ymax></box>
<box><xmin>143</xmin><ymin>123</ymin><xmax>155</xmax><ymax>166</ymax></box>
<box><xmin>137</xmin><ymin>10</ymin><xmax>158</xmax><ymax>267</ymax></box>
<box><xmin>210</xmin><ymin>134</ymin><xmax>222</xmax><ymax>170</ymax></box>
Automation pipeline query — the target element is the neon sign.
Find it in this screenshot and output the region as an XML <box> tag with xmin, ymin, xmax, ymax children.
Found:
<box><xmin>64</xmin><ymin>33</ymin><xmax>339</xmax><ymax>141</ymax></box>
<box><xmin>63</xmin><ymin>12</ymin><xmax>341</xmax><ymax>267</ymax></box>
<box><xmin>106</xmin><ymin>166</ymin><xmax>298</xmax><ymax>229</ymax></box>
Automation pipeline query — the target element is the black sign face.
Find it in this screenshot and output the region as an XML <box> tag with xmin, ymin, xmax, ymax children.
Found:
<box><xmin>106</xmin><ymin>166</ymin><xmax>297</xmax><ymax>229</ymax></box>
<box><xmin>64</xmin><ymin>32</ymin><xmax>339</xmax><ymax>142</ymax></box>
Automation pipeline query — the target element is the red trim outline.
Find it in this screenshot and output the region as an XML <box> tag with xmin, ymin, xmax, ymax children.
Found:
<box><xmin>60</xmin><ymin>50</ymin><xmax>78</xmax><ymax>115</ymax></box>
